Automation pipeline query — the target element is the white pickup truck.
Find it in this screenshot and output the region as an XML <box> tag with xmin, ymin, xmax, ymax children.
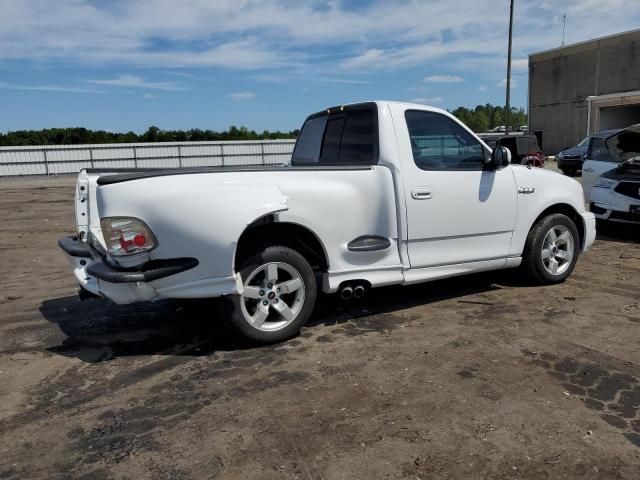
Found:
<box><xmin>59</xmin><ymin>101</ymin><xmax>596</xmax><ymax>343</ymax></box>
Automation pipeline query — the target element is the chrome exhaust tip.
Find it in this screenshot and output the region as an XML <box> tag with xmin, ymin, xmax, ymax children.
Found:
<box><xmin>353</xmin><ymin>285</ymin><xmax>366</xmax><ymax>299</ymax></box>
<box><xmin>339</xmin><ymin>285</ymin><xmax>353</xmax><ymax>300</ymax></box>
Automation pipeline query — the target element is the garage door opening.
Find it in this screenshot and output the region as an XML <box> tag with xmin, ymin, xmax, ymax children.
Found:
<box><xmin>588</xmin><ymin>91</ymin><xmax>640</xmax><ymax>135</ymax></box>
<box><xmin>599</xmin><ymin>104</ymin><xmax>640</xmax><ymax>130</ymax></box>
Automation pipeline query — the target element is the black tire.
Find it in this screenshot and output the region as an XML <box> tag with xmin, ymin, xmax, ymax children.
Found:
<box><xmin>227</xmin><ymin>245</ymin><xmax>316</xmax><ymax>344</ymax></box>
<box><xmin>522</xmin><ymin>213</ymin><xmax>580</xmax><ymax>284</ymax></box>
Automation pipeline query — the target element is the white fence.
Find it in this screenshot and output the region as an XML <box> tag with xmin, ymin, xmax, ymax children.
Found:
<box><xmin>0</xmin><ymin>140</ymin><xmax>297</xmax><ymax>176</ymax></box>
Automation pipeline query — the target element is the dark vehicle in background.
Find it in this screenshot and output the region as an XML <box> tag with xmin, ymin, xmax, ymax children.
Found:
<box><xmin>495</xmin><ymin>135</ymin><xmax>544</xmax><ymax>167</ymax></box>
<box><xmin>557</xmin><ymin>129</ymin><xmax>621</xmax><ymax>176</ymax></box>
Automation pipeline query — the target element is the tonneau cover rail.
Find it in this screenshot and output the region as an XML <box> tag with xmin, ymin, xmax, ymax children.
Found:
<box><xmin>97</xmin><ymin>164</ymin><xmax>373</xmax><ymax>185</ymax></box>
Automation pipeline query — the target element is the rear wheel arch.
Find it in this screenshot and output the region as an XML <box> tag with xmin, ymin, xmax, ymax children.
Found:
<box><xmin>234</xmin><ymin>217</ymin><xmax>329</xmax><ymax>274</ymax></box>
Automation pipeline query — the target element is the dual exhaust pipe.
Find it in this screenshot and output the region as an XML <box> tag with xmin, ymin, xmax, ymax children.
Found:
<box><xmin>339</xmin><ymin>283</ymin><xmax>368</xmax><ymax>300</ymax></box>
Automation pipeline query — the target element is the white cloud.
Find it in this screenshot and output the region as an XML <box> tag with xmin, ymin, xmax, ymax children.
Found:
<box><xmin>497</xmin><ymin>78</ymin><xmax>518</xmax><ymax>88</ymax></box>
<box><xmin>478</xmin><ymin>85</ymin><xmax>488</xmax><ymax>92</ymax></box>
<box><xmin>0</xmin><ymin>0</ymin><xmax>638</xmax><ymax>75</ymax></box>
<box><xmin>340</xmin><ymin>49</ymin><xmax>385</xmax><ymax>70</ymax></box>
<box><xmin>423</xmin><ymin>75</ymin><xmax>464</xmax><ymax>83</ymax></box>
<box><xmin>142</xmin><ymin>93</ymin><xmax>156</xmax><ymax>99</ymax></box>
<box><xmin>228</xmin><ymin>92</ymin><xmax>256</xmax><ymax>100</ymax></box>
<box><xmin>255</xmin><ymin>72</ymin><xmax>368</xmax><ymax>86</ymax></box>
<box><xmin>0</xmin><ymin>81</ymin><xmax>104</xmax><ymax>93</ymax></box>
<box><xmin>511</xmin><ymin>58</ymin><xmax>529</xmax><ymax>71</ymax></box>
<box><xmin>86</xmin><ymin>74</ymin><xmax>183</xmax><ymax>90</ymax></box>
<box><xmin>411</xmin><ymin>97</ymin><xmax>444</xmax><ymax>104</ymax></box>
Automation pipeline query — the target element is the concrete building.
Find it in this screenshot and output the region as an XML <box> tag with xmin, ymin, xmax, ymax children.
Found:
<box><xmin>528</xmin><ymin>29</ymin><xmax>640</xmax><ymax>154</ymax></box>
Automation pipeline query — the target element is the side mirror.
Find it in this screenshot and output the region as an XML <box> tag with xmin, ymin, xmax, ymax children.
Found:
<box><xmin>487</xmin><ymin>146</ymin><xmax>511</xmax><ymax>169</ymax></box>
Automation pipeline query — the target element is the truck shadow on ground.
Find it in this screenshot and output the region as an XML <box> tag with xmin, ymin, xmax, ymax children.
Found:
<box><xmin>39</xmin><ymin>270</ymin><xmax>529</xmax><ymax>363</ymax></box>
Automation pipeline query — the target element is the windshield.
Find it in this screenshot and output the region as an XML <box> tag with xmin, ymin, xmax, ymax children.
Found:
<box><xmin>577</xmin><ymin>137</ymin><xmax>589</xmax><ymax>148</ymax></box>
<box><xmin>607</xmin><ymin>130</ymin><xmax>640</xmax><ymax>163</ymax></box>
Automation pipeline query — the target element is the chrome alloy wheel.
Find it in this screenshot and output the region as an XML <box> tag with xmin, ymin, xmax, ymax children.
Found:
<box><xmin>541</xmin><ymin>225</ymin><xmax>575</xmax><ymax>276</ymax></box>
<box><xmin>239</xmin><ymin>262</ymin><xmax>305</xmax><ymax>331</ymax></box>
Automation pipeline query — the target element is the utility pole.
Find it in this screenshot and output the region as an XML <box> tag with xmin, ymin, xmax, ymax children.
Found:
<box><xmin>561</xmin><ymin>14</ymin><xmax>566</xmax><ymax>46</ymax></box>
<box><xmin>505</xmin><ymin>0</ymin><xmax>514</xmax><ymax>133</ymax></box>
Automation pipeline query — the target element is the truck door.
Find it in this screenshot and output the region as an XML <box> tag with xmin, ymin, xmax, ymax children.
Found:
<box><xmin>392</xmin><ymin>107</ymin><xmax>518</xmax><ymax>269</ymax></box>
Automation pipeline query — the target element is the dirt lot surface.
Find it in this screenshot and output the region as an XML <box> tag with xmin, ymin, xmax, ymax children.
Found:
<box><xmin>1</xmin><ymin>174</ymin><xmax>639</xmax><ymax>479</ymax></box>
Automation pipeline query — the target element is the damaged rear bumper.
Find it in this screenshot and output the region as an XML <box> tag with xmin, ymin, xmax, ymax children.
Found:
<box><xmin>58</xmin><ymin>235</ymin><xmax>240</xmax><ymax>304</ymax></box>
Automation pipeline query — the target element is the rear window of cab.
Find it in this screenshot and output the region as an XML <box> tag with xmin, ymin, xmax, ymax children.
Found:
<box><xmin>292</xmin><ymin>103</ymin><xmax>378</xmax><ymax>166</ymax></box>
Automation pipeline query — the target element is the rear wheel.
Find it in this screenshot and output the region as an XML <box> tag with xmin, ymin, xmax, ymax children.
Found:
<box><xmin>228</xmin><ymin>246</ymin><xmax>316</xmax><ymax>344</ymax></box>
<box><xmin>522</xmin><ymin>213</ymin><xmax>580</xmax><ymax>284</ymax></box>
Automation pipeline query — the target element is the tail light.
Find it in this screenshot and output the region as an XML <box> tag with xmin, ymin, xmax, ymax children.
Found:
<box><xmin>100</xmin><ymin>217</ymin><xmax>157</xmax><ymax>256</ymax></box>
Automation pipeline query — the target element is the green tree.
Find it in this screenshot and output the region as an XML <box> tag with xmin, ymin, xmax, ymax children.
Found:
<box><xmin>142</xmin><ymin>126</ymin><xmax>160</xmax><ymax>142</ymax></box>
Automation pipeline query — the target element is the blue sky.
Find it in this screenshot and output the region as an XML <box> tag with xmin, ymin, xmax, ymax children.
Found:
<box><xmin>2</xmin><ymin>0</ymin><xmax>639</xmax><ymax>133</ymax></box>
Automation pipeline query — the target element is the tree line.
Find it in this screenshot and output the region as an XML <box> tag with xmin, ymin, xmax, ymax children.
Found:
<box><xmin>0</xmin><ymin>104</ymin><xmax>527</xmax><ymax>146</ymax></box>
<box><xmin>0</xmin><ymin>125</ymin><xmax>299</xmax><ymax>146</ymax></box>
<box><xmin>450</xmin><ymin>104</ymin><xmax>527</xmax><ymax>133</ymax></box>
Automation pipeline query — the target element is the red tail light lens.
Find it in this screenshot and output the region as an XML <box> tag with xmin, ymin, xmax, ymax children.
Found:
<box><xmin>100</xmin><ymin>217</ymin><xmax>157</xmax><ymax>256</ymax></box>
<box><xmin>133</xmin><ymin>233</ymin><xmax>147</xmax><ymax>247</ymax></box>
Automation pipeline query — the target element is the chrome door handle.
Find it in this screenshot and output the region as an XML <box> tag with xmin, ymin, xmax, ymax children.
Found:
<box><xmin>411</xmin><ymin>187</ymin><xmax>432</xmax><ymax>200</ymax></box>
<box><xmin>583</xmin><ymin>167</ymin><xmax>594</xmax><ymax>172</ymax></box>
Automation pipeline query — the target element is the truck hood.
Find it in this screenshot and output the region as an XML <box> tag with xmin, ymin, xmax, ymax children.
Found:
<box><xmin>512</xmin><ymin>163</ymin><xmax>566</xmax><ymax>180</ymax></box>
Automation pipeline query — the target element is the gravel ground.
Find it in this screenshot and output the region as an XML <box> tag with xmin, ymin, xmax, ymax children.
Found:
<box><xmin>0</xmin><ymin>173</ymin><xmax>639</xmax><ymax>479</ymax></box>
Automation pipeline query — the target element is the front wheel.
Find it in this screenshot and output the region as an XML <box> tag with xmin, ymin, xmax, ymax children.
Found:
<box><xmin>522</xmin><ymin>213</ymin><xmax>580</xmax><ymax>284</ymax></box>
<box><xmin>228</xmin><ymin>246</ymin><xmax>317</xmax><ymax>344</ymax></box>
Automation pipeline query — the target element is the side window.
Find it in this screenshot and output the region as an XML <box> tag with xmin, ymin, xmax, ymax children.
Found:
<box><xmin>292</xmin><ymin>105</ymin><xmax>377</xmax><ymax>165</ymax></box>
<box><xmin>404</xmin><ymin>110</ymin><xmax>485</xmax><ymax>171</ymax></box>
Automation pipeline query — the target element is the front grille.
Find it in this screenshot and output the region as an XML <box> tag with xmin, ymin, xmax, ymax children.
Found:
<box><xmin>563</xmin><ymin>155</ymin><xmax>582</xmax><ymax>160</ymax></box>
<box><xmin>614</xmin><ymin>181</ymin><xmax>640</xmax><ymax>200</ymax></box>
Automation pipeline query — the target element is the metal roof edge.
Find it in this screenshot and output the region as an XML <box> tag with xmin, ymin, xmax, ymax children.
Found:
<box><xmin>528</xmin><ymin>27</ymin><xmax>640</xmax><ymax>58</ymax></box>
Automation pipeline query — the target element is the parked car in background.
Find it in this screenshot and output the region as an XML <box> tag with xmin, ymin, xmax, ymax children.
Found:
<box><xmin>557</xmin><ymin>129</ymin><xmax>621</xmax><ymax>177</ymax></box>
<box><xmin>59</xmin><ymin>101</ymin><xmax>595</xmax><ymax>344</ymax></box>
<box><xmin>495</xmin><ymin>135</ymin><xmax>544</xmax><ymax>167</ymax></box>
<box><xmin>518</xmin><ymin>126</ymin><xmax>528</xmax><ymax>133</ymax></box>
<box><xmin>490</xmin><ymin>125</ymin><xmax>506</xmax><ymax>133</ymax></box>
<box><xmin>581</xmin><ymin>129</ymin><xmax>625</xmax><ymax>196</ymax></box>
<box><xmin>556</xmin><ymin>136</ymin><xmax>590</xmax><ymax>176</ymax></box>
<box><xmin>589</xmin><ymin>125</ymin><xmax>640</xmax><ymax>223</ymax></box>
